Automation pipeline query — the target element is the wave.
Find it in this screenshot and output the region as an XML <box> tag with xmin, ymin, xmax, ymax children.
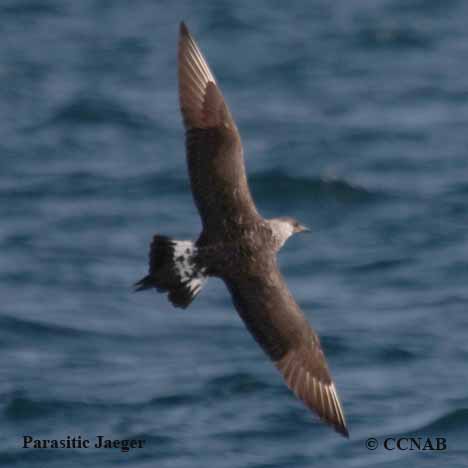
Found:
<box><xmin>0</xmin><ymin>315</ymin><xmax>85</xmax><ymax>341</ymax></box>
<box><xmin>3</xmin><ymin>169</ymin><xmax>190</xmax><ymax>204</ymax></box>
<box><xmin>417</xmin><ymin>408</ymin><xmax>468</xmax><ymax>434</ymax></box>
<box><xmin>203</xmin><ymin>371</ymin><xmax>274</xmax><ymax>399</ymax></box>
<box><xmin>0</xmin><ymin>315</ymin><xmax>142</xmax><ymax>346</ymax></box>
<box><xmin>149</xmin><ymin>393</ymin><xmax>200</xmax><ymax>408</ymax></box>
<box><xmin>375</xmin><ymin>346</ymin><xmax>417</xmax><ymax>363</ymax></box>
<box><xmin>40</xmin><ymin>95</ymin><xmax>153</xmax><ymax>131</ymax></box>
<box><xmin>2</xmin><ymin>388</ymin><xmax>168</xmax><ymax>422</ymax></box>
<box><xmin>250</xmin><ymin>169</ymin><xmax>381</xmax><ymax>203</ymax></box>
<box><xmin>0</xmin><ymin>1</ymin><xmax>63</xmax><ymax>17</ymax></box>
<box><xmin>2</xmin><ymin>391</ymin><xmax>112</xmax><ymax>421</ymax></box>
<box><xmin>356</xmin><ymin>26</ymin><xmax>432</xmax><ymax>50</ymax></box>
<box><xmin>318</xmin><ymin>334</ymin><xmax>350</xmax><ymax>359</ymax></box>
<box><xmin>349</xmin><ymin>258</ymin><xmax>412</xmax><ymax>273</ymax></box>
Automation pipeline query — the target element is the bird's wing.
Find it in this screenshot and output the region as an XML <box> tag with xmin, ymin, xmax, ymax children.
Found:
<box><xmin>224</xmin><ymin>260</ymin><xmax>348</xmax><ymax>437</ymax></box>
<box><xmin>178</xmin><ymin>22</ymin><xmax>260</xmax><ymax>236</ymax></box>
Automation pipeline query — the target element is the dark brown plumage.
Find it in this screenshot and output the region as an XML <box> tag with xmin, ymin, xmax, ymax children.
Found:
<box><xmin>136</xmin><ymin>22</ymin><xmax>349</xmax><ymax>437</ymax></box>
<box><xmin>178</xmin><ymin>22</ymin><xmax>260</xmax><ymax>238</ymax></box>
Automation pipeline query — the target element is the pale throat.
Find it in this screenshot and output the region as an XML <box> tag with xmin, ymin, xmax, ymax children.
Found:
<box><xmin>269</xmin><ymin>219</ymin><xmax>294</xmax><ymax>249</ymax></box>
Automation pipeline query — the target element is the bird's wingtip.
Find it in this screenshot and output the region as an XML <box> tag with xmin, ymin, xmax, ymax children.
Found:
<box><xmin>180</xmin><ymin>21</ymin><xmax>189</xmax><ymax>36</ymax></box>
<box><xmin>338</xmin><ymin>424</ymin><xmax>350</xmax><ymax>439</ymax></box>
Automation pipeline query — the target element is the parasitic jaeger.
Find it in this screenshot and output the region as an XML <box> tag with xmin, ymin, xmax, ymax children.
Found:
<box><xmin>136</xmin><ymin>22</ymin><xmax>349</xmax><ymax>437</ymax></box>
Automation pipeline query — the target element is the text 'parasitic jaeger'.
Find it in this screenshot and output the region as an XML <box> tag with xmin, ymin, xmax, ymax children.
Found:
<box><xmin>135</xmin><ymin>22</ymin><xmax>349</xmax><ymax>437</ymax></box>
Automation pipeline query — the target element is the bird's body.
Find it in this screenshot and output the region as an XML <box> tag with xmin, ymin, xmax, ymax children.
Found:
<box><xmin>136</xmin><ymin>22</ymin><xmax>349</xmax><ymax>437</ymax></box>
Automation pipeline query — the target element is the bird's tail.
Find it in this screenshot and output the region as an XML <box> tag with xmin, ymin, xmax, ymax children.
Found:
<box><xmin>134</xmin><ymin>235</ymin><xmax>207</xmax><ymax>308</ymax></box>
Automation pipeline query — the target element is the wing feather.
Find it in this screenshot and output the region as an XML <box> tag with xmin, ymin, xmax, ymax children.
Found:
<box><xmin>225</xmin><ymin>261</ymin><xmax>349</xmax><ymax>437</ymax></box>
<box><xmin>178</xmin><ymin>22</ymin><xmax>260</xmax><ymax>237</ymax></box>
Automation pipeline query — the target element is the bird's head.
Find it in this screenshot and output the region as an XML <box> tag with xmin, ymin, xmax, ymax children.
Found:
<box><xmin>269</xmin><ymin>216</ymin><xmax>310</xmax><ymax>248</ymax></box>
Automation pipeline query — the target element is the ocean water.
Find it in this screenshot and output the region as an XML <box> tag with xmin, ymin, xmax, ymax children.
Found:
<box><xmin>1</xmin><ymin>0</ymin><xmax>468</xmax><ymax>466</ymax></box>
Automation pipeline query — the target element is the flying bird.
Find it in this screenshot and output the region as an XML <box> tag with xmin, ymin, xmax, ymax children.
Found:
<box><xmin>135</xmin><ymin>22</ymin><xmax>349</xmax><ymax>437</ymax></box>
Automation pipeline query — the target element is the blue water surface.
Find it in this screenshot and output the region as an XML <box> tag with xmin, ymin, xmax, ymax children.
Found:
<box><xmin>1</xmin><ymin>0</ymin><xmax>468</xmax><ymax>467</ymax></box>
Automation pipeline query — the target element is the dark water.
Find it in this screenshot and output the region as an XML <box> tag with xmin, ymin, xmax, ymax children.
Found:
<box><xmin>2</xmin><ymin>1</ymin><xmax>468</xmax><ymax>467</ymax></box>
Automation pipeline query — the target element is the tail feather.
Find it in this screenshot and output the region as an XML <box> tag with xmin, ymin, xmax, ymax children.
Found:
<box><xmin>134</xmin><ymin>275</ymin><xmax>153</xmax><ymax>292</ymax></box>
<box><xmin>134</xmin><ymin>235</ymin><xmax>206</xmax><ymax>309</ymax></box>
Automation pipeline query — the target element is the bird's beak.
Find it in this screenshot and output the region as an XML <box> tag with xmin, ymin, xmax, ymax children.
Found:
<box><xmin>297</xmin><ymin>224</ymin><xmax>311</xmax><ymax>233</ymax></box>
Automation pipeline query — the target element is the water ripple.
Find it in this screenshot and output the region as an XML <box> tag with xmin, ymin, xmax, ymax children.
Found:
<box><xmin>251</xmin><ymin>170</ymin><xmax>380</xmax><ymax>203</ymax></box>
<box><xmin>45</xmin><ymin>95</ymin><xmax>153</xmax><ymax>131</ymax></box>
